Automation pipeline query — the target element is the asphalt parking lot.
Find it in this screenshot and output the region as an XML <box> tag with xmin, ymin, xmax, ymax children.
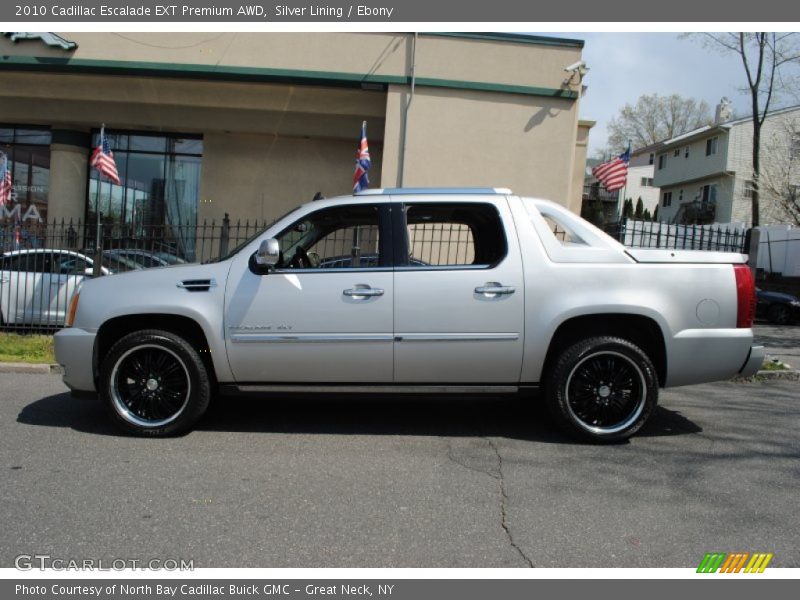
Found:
<box><xmin>1</xmin><ymin>365</ymin><xmax>798</xmax><ymax>568</ymax></box>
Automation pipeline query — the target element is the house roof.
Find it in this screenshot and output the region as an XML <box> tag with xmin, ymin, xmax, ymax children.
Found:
<box><xmin>660</xmin><ymin>103</ymin><xmax>800</xmax><ymax>148</ymax></box>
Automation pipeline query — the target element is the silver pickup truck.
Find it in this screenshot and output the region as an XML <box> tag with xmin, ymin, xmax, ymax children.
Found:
<box><xmin>54</xmin><ymin>188</ymin><xmax>763</xmax><ymax>442</ymax></box>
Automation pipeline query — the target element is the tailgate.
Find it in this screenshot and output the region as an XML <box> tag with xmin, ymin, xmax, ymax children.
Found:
<box><xmin>625</xmin><ymin>248</ymin><xmax>748</xmax><ymax>264</ymax></box>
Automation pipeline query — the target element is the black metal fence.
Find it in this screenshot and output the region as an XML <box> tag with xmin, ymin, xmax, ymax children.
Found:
<box><xmin>611</xmin><ymin>219</ymin><xmax>749</xmax><ymax>253</ymax></box>
<box><xmin>0</xmin><ymin>215</ymin><xmax>268</xmax><ymax>332</ymax></box>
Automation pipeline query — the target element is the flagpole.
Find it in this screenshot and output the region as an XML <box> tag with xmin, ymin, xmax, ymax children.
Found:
<box><xmin>93</xmin><ymin>124</ymin><xmax>104</xmax><ymax>277</ymax></box>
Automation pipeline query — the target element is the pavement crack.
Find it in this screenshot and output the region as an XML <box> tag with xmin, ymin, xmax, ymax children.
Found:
<box><xmin>485</xmin><ymin>437</ymin><xmax>534</xmax><ymax>568</ymax></box>
<box><xmin>446</xmin><ymin>440</ymin><xmax>500</xmax><ymax>480</ymax></box>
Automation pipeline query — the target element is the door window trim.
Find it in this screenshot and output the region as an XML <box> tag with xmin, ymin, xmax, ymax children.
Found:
<box><xmin>392</xmin><ymin>201</ymin><xmax>508</xmax><ymax>271</ymax></box>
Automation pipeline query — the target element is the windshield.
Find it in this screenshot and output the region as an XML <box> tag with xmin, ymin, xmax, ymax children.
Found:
<box><xmin>207</xmin><ymin>206</ymin><xmax>301</xmax><ymax>263</ymax></box>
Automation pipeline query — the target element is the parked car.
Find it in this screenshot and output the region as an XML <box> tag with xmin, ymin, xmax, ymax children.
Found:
<box><xmin>103</xmin><ymin>249</ymin><xmax>174</xmax><ymax>269</ymax></box>
<box><xmin>55</xmin><ymin>188</ymin><xmax>762</xmax><ymax>442</ymax></box>
<box><xmin>0</xmin><ymin>249</ymin><xmax>144</xmax><ymax>327</ymax></box>
<box><xmin>757</xmin><ymin>288</ymin><xmax>800</xmax><ymax>325</ymax></box>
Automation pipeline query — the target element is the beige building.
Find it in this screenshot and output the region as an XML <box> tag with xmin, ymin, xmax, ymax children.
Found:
<box><xmin>0</xmin><ymin>32</ymin><xmax>589</xmax><ymax>258</ymax></box>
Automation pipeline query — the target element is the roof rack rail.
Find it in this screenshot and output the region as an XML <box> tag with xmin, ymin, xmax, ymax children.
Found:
<box><xmin>355</xmin><ymin>187</ymin><xmax>513</xmax><ymax>196</ymax></box>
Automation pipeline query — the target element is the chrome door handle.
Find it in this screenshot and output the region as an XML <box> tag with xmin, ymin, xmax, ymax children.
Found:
<box><xmin>343</xmin><ymin>287</ymin><xmax>384</xmax><ymax>297</ymax></box>
<box><xmin>475</xmin><ymin>284</ymin><xmax>515</xmax><ymax>296</ymax></box>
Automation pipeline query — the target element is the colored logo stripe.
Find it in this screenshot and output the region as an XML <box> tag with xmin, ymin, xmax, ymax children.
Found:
<box><xmin>697</xmin><ymin>552</ymin><xmax>773</xmax><ymax>573</ymax></box>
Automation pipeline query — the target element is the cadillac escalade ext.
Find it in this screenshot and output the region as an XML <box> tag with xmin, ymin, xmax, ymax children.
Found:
<box><xmin>54</xmin><ymin>188</ymin><xmax>763</xmax><ymax>442</ymax></box>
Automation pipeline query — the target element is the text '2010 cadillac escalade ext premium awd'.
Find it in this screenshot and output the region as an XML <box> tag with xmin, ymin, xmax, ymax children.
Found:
<box><xmin>54</xmin><ymin>188</ymin><xmax>763</xmax><ymax>442</ymax></box>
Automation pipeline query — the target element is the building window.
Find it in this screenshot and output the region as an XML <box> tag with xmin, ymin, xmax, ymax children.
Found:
<box><xmin>658</xmin><ymin>155</ymin><xmax>666</xmax><ymax>170</ymax></box>
<box><xmin>648</xmin><ymin>153</ymin><xmax>654</xmax><ymax>165</ymax></box>
<box><xmin>705</xmin><ymin>137</ymin><xmax>718</xmax><ymax>156</ymax></box>
<box><xmin>791</xmin><ymin>133</ymin><xmax>800</xmax><ymax>161</ymax></box>
<box><xmin>744</xmin><ymin>180</ymin><xmax>755</xmax><ymax>199</ymax></box>
<box><xmin>679</xmin><ymin>189</ymin><xmax>684</xmax><ymax>202</ymax></box>
<box><xmin>663</xmin><ymin>192</ymin><xmax>672</xmax><ymax>207</ymax></box>
<box><xmin>87</xmin><ymin>131</ymin><xmax>203</xmax><ymax>261</ymax></box>
<box><xmin>640</xmin><ymin>177</ymin><xmax>654</xmax><ymax>187</ymax></box>
<box><xmin>701</xmin><ymin>184</ymin><xmax>717</xmax><ymax>204</ymax></box>
<box><xmin>0</xmin><ymin>125</ymin><xmax>51</xmax><ymax>225</ymax></box>
<box><xmin>685</xmin><ymin>147</ymin><xmax>690</xmax><ymax>158</ymax></box>
<box><xmin>673</xmin><ymin>148</ymin><xmax>679</xmax><ymax>157</ymax></box>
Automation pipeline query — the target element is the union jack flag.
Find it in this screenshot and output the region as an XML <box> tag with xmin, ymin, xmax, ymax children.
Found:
<box><xmin>0</xmin><ymin>152</ymin><xmax>12</xmax><ymax>206</ymax></box>
<box><xmin>592</xmin><ymin>147</ymin><xmax>630</xmax><ymax>193</ymax></box>
<box><xmin>352</xmin><ymin>121</ymin><xmax>371</xmax><ymax>193</ymax></box>
<box><xmin>90</xmin><ymin>127</ymin><xmax>121</xmax><ymax>185</ymax></box>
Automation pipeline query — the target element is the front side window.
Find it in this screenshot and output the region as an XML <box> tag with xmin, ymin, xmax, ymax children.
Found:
<box><xmin>401</xmin><ymin>203</ymin><xmax>506</xmax><ymax>268</ymax></box>
<box><xmin>274</xmin><ymin>204</ymin><xmax>385</xmax><ymax>270</ymax></box>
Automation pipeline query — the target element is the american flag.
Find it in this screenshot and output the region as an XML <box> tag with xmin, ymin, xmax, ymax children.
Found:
<box><xmin>0</xmin><ymin>153</ymin><xmax>12</xmax><ymax>206</ymax></box>
<box><xmin>352</xmin><ymin>121</ymin><xmax>371</xmax><ymax>193</ymax></box>
<box><xmin>592</xmin><ymin>147</ymin><xmax>631</xmax><ymax>193</ymax></box>
<box><xmin>90</xmin><ymin>127</ymin><xmax>121</xmax><ymax>185</ymax></box>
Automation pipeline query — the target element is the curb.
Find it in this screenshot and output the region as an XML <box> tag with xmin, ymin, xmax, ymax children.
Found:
<box><xmin>734</xmin><ymin>369</ymin><xmax>800</xmax><ymax>382</ymax></box>
<box><xmin>0</xmin><ymin>362</ymin><xmax>63</xmax><ymax>375</ymax></box>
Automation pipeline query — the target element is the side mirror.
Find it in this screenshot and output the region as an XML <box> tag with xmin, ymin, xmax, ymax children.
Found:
<box><xmin>255</xmin><ymin>238</ymin><xmax>280</xmax><ymax>268</ymax></box>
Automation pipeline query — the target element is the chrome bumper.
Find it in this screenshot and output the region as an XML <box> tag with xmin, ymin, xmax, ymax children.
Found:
<box><xmin>739</xmin><ymin>345</ymin><xmax>766</xmax><ymax>378</ymax></box>
<box><xmin>53</xmin><ymin>328</ymin><xmax>96</xmax><ymax>392</ymax></box>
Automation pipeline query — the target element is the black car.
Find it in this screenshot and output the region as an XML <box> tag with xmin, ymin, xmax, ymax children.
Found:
<box><xmin>756</xmin><ymin>288</ymin><xmax>800</xmax><ymax>325</ymax></box>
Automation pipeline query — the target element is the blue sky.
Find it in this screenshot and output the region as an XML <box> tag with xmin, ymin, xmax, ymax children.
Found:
<box><xmin>544</xmin><ymin>33</ymin><xmax>791</xmax><ymax>156</ymax></box>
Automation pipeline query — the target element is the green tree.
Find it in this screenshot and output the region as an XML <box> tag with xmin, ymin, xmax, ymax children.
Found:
<box><xmin>653</xmin><ymin>205</ymin><xmax>659</xmax><ymax>222</ymax></box>
<box><xmin>622</xmin><ymin>198</ymin><xmax>634</xmax><ymax>219</ymax></box>
<box><xmin>635</xmin><ymin>198</ymin><xmax>644</xmax><ymax>219</ymax></box>
<box><xmin>643</xmin><ymin>208</ymin><xmax>652</xmax><ymax>221</ymax></box>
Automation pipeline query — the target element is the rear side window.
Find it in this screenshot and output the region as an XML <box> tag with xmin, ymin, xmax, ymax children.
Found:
<box><xmin>400</xmin><ymin>203</ymin><xmax>506</xmax><ymax>268</ymax></box>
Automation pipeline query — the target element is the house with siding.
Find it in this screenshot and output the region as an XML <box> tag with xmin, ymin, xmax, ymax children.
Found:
<box><xmin>653</xmin><ymin>103</ymin><xmax>800</xmax><ymax>226</ymax></box>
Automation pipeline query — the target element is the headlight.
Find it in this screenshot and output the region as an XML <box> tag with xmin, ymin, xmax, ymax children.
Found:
<box><xmin>66</xmin><ymin>289</ymin><xmax>81</xmax><ymax>327</ymax></box>
<box><xmin>790</xmin><ymin>300</ymin><xmax>800</xmax><ymax>307</ymax></box>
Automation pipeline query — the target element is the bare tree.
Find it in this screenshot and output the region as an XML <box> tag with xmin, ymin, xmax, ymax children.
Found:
<box><xmin>694</xmin><ymin>33</ymin><xmax>800</xmax><ymax>226</ymax></box>
<box><xmin>606</xmin><ymin>93</ymin><xmax>712</xmax><ymax>152</ymax></box>
<box><xmin>760</xmin><ymin>115</ymin><xmax>800</xmax><ymax>225</ymax></box>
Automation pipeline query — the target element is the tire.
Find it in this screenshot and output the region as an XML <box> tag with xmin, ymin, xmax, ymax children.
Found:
<box><xmin>767</xmin><ymin>304</ymin><xmax>791</xmax><ymax>325</ymax></box>
<box><xmin>545</xmin><ymin>336</ymin><xmax>658</xmax><ymax>443</ymax></box>
<box><xmin>99</xmin><ymin>329</ymin><xmax>211</xmax><ymax>436</ymax></box>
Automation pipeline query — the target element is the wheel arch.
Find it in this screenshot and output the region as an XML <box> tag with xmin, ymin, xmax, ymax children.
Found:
<box><xmin>94</xmin><ymin>314</ymin><xmax>216</xmax><ymax>387</ymax></box>
<box><xmin>542</xmin><ymin>313</ymin><xmax>667</xmax><ymax>387</ymax></box>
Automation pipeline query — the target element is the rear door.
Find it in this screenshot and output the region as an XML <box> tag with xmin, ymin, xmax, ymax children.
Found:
<box><xmin>392</xmin><ymin>197</ymin><xmax>525</xmax><ymax>383</ymax></box>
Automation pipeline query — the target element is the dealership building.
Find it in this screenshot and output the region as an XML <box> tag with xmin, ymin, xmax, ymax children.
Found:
<box><xmin>0</xmin><ymin>32</ymin><xmax>590</xmax><ymax>257</ymax></box>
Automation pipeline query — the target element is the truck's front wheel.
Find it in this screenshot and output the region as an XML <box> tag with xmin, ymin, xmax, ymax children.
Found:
<box><xmin>545</xmin><ymin>336</ymin><xmax>658</xmax><ymax>443</ymax></box>
<box><xmin>100</xmin><ymin>329</ymin><xmax>211</xmax><ymax>436</ymax></box>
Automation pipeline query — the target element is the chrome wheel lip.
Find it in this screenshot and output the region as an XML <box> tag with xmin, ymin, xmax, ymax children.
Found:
<box><xmin>565</xmin><ymin>350</ymin><xmax>647</xmax><ymax>435</ymax></box>
<box><xmin>110</xmin><ymin>344</ymin><xmax>192</xmax><ymax>428</ymax></box>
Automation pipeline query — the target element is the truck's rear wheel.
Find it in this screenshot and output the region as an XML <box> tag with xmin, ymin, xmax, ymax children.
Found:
<box><xmin>545</xmin><ymin>336</ymin><xmax>658</xmax><ymax>443</ymax></box>
<box><xmin>100</xmin><ymin>329</ymin><xmax>211</xmax><ymax>436</ymax></box>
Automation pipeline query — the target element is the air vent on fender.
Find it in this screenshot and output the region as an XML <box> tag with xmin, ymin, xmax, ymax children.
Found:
<box><xmin>177</xmin><ymin>278</ymin><xmax>217</xmax><ymax>292</ymax></box>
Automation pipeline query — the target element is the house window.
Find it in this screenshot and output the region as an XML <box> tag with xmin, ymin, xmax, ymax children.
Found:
<box><xmin>663</xmin><ymin>192</ymin><xmax>673</xmax><ymax>207</ymax></box>
<box><xmin>648</xmin><ymin>153</ymin><xmax>654</xmax><ymax>165</ymax></box>
<box><xmin>705</xmin><ymin>137</ymin><xmax>718</xmax><ymax>156</ymax></box>
<box><xmin>640</xmin><ymin>177</ymin><xmax>654</xmax><ymax>187</ymax></box>
<box><xmin>658</xmin><ymin>155</ymin><xmax>666</xmax><ymax>170</ymax></box>
<box><xmin>673</xmin><ymin>148</ymin><xmax>680</xmax><ymax>157</ymax></box>
<box><xmin>744</xmin><ymin>180</ymin><xmax>755</xmax><ymax>199</ymax></box>
<box><xmin>701</xmin><ymin>184</ymin><xmax>717</xmax><ymax>204</ymax></box>
<box><xmin>679</xmin><ymin>190</ymin><xmax>684</xmax><ymax>202</ymax></box>
<box><xmin>791</xmin><ymin>133</ymin><xmax>800</xmax><ymax>161</ymax></box>
<box><xmin>685</xmin><ymin>147</ymin><xmax>690</xmax><ymax>158</ymax></box>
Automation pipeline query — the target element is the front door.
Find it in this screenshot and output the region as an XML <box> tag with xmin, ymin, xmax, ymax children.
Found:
<box><xmin>392</xmin><ymin>199</ymin><xmax>525</xmax><ymax>383</ymax></box>
<box><xmin>224</xmin><ymin>202</ymin><xmax>394</xmax><ymax>383</ymax></box>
